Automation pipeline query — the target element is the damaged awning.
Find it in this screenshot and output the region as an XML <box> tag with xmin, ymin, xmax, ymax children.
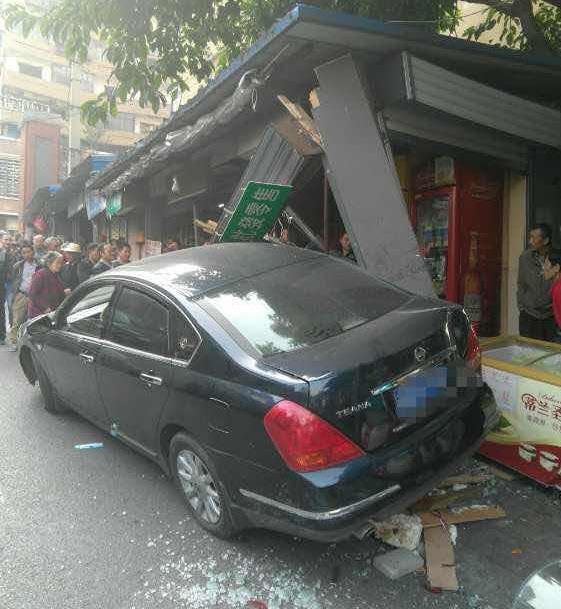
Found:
<box><xmin>99</xmin><ymin>84</ymin><xmax>257</xmax><ymax>195</ymax></box>
<box><xmin>375</xmin><ymin>52</ymin><xmax>561</xmax><ymax>157</ymax></box>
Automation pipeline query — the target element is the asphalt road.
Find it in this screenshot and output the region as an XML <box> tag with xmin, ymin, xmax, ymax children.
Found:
<box><xmin>1</xmin><ymin>344</ymin><xmax>561</xmax><ymax>609</ymax></box>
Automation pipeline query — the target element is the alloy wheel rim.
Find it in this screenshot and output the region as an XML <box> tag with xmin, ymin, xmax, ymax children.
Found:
<box><xmin>176</xmin><ymin>449</ymin><xmax>221</xmax><ymax>524</ymax></box>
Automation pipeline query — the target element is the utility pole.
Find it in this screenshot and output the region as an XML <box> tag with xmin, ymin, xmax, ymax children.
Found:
<box><xmin>67</xmin><ymin>61</ymin><xmax>82</xmax><ymax>175</ymax></box>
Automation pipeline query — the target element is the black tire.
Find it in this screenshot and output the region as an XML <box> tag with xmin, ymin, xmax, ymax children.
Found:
<box><xmin>32</xmin><ymin>353</ymin><xmax>66</xmax><ymax>414</ymax></box>
<box><xmin>169</xmin><ymin>432</ymin><xmax>237</xmax><ymax>539</ymax></box>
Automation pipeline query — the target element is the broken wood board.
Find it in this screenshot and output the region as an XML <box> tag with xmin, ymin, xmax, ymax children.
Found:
<box><xmin>411</xmin><ymin>487</ymin><xmax>482</xmax><ymax>512</ymax></box>
<box><xmin>420</xmin><ymin>505</ymin><xmax>506</xmax><ymax>528</ymax></box>
<box><xmin>273</xmin><ymin>113</ymin><xmax>322</xmax><ymax>157</ymax></box>
<box><xmin>438</xmin><ymin>474</ymin><xmax>493</xmax><ymax>488</ymax></box>
<box><xmin>424</xmin><ymin>525</ymin><xmax>458</xmax><ymax>591</ymax></box>
<box><xmin>277</xmin><ymin>95</ymin><xmax>322</xmax><ymax>148</ymax></box>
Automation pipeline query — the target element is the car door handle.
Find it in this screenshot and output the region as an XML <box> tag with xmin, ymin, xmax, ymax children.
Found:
<box><xmin>79</xmin><ymin>352</ymin><xmax>95</xmax><ymax>365</ymax></box>
<box><xmin>139</xmin><ymin>372</ymin><xmax>163</xmax><ymax>387</ymax></box>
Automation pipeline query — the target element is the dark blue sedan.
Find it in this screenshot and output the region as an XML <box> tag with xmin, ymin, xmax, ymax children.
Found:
<box><xmin>18</xmin><ymin>243</ymin><xmax>498</xmax><ymax>541</ymax></box>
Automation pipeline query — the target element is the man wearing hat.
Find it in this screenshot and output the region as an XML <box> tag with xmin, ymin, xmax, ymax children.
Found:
<box><xmin>60</xmin><ymin>242</ymin><xmax>82</xmax><ymax>292</ymax></box>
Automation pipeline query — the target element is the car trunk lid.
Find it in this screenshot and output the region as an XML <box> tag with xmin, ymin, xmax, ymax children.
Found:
<box><xmin>264</xmin><ymin>296</ymin><xmax>479</xmax><ymax>454</ymax></box>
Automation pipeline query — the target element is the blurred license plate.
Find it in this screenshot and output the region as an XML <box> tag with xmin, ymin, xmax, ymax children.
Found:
<box><xmin>393</xmin><ymin>366</ymin><xmax>448</xmax><ymax>418</ymax></box>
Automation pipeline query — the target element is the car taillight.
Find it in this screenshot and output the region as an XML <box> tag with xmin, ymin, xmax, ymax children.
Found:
<box><xmin>264</xmin><ymin>400</ymin><xmax>364</xmax><ymax>473</ymax></box>
<box><xmin>466</xmin><ymin>324</ymin><xmax>481</xmax><ymax>370</ymax></box>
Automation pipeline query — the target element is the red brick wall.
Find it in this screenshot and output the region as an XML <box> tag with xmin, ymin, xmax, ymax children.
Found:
<box><xmin>21</xmin><ymin>120</ymin><xmax>60</xmax><ymax>207</ymax></box>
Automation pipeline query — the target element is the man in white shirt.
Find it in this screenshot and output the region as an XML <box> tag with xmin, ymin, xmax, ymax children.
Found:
<box><xmin>8</xmin><ymin>244</ymin><xmax>37</xmax><ymax>350</ymax></box>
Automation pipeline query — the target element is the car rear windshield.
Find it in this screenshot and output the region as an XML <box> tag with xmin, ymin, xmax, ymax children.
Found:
<box><xmin>196</xmin><ymin>256</ymin><xmax>410</xmax><ymax>357</ymax></box>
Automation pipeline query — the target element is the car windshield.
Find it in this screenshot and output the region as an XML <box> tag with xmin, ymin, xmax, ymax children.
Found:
<box><xmin>196</xmin><ymin>256</ymin><xmax>410</xmax><ymax>357</ymax></box>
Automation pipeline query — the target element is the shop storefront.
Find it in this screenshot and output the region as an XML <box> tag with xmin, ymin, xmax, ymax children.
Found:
<box><xmin>84</xmin><ymin>4</ymin><xmax>560</xmax><ymax>336</ymax></box>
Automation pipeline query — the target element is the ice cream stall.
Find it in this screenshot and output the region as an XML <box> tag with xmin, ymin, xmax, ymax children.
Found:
<box><xmin>480</xmin><ymin>336</ymin><xmax>561</xmax><ymax>487</ymax></box>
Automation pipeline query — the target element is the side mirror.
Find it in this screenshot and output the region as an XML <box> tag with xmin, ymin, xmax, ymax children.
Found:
<box><xmin>27</xmin><ymin>313</ymin><xmax>56</xmax><ymax>335</ymax></box>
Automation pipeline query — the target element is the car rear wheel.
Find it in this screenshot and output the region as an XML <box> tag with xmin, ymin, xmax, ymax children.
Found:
<box><xmin>169</xmin><ymin>432</ymin><xmax>237</xmax><ymax>539</ymax></box>
<box><xmin>32</xmin><ymin>353</ymin><xmax>66</xmax><ymax>414</ymax></box>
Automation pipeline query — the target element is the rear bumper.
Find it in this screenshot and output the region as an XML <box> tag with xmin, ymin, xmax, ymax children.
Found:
<box><xmin>230</xmin><ymin>386</ymin><xmax>499</xmax><ymax>543</ymax></box>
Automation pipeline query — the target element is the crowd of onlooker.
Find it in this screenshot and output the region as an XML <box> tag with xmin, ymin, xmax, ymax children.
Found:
<box><xmin>0</xmin><ymin>231</ymin><xmax>134</xmax><ymax>351</ymax></box>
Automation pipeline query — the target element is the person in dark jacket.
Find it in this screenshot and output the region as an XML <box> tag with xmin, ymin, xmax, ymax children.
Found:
<box><xmin>112</xmin><ymin>242</ymin><xmax>131</xmax><ymax>268</ymax></box>
<box><xmin>77</xmin><ymin>243</ymin><xmax>100</xmax><ymax>283</ymax></box>
<box><xmin>60</xmin><ymin>242</ymin><xmax>82</xmax><ymax>291</ymax></box>
<box><xmin>517</xmin><ymin>223</ymin><xmax>555</xmax><ymax>341</ymax></box>
<box><xmin>28</xmin><ymin>252</ymin><xmax>66</xmax><ymax>319</ymax></box>
<box><xmin>91</xmin><ymin>243</ymin><xmax>114</xmax><ymax>275</ymax></box>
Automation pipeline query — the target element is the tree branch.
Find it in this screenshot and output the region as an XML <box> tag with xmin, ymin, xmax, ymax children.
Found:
<box><xmin>513</xmin><ymin>0</ymin><xmax>554</xmax><ymax>53</ymax></box>
<box><xmin>460</xmin><ymin>0</ymin><xmax>556</xmax><ymax>53</ymax></box>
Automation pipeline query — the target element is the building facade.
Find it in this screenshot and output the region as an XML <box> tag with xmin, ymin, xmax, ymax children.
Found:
<box><xmin>0</xmin><ymin>0</ymin><xmax>171</xmax><ymax>233</ymax></box>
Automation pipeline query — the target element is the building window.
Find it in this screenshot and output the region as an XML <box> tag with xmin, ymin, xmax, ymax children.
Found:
<box><xmin>1</xmin><ymin>124</ymin><xmax>21</xmax><ymax>139</ymax></box>
<box><xmin>18</xmin><ymin>62</ymin><xmax>43</xmax><ymax>79</ymax></box>
<box><xmin>52</xmin><ymin>64</ymin><xmax>70</xmax><ymax>86</ymax></box>
<box><xmin>80</xmin><ymin>73</ymin><xmax>95</xmax><ymax>93</ymax></box>
<box><xmin>105</xmin><ymin>112</ymin><xmax>135</xmax><ymax>133</ymax></box>
<box><xmin>0</xmin><ymin>156</ymin><xmax>21</xmax><ymax>198</ymax></box>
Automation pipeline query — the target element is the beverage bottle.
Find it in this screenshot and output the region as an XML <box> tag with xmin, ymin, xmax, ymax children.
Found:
<box><xmin>463</xmin><ymin>231</ymin><xmax>483</xmax><ymax>333</ymax></box>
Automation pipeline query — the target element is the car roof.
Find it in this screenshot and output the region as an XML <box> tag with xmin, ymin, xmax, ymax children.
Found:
<box><xmin>106</xmin><ymin>242</ymin><xmax>323</xmax><ymax>298</ymax></box>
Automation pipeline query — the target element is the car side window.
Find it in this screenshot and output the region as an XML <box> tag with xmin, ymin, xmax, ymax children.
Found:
<box><xmin>171</xmin><ymin>310</ymin><xmax>200</xmax><ymax>362</ymax></box>
<box><xmin>107</xmin><ymin>287</ymin><xmax>169</xmax><ymax>356</ymax></box>
<box><xmin>64</xmin><ymin>285</ymin><xmax>115</xmax><ymax>338</ymax></box>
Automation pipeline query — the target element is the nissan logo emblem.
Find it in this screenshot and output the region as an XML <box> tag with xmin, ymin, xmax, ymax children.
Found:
<box><xmin>414</xmin><ymin>346</ymin><xmax>427</xmax><ymax>363</ymax></box>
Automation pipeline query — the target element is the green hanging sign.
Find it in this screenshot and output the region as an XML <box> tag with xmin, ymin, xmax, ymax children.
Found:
<box><xmin>106</xmin><ymin>191</ymin><xmax>123</xmax><ymax>218</ymax></box>
<box><xmin>219</xmin><ymin>181</ymin><xmax>293</xmax><ymax>243</ymax></box>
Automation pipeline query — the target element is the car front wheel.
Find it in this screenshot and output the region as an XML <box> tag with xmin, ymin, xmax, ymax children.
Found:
<box><xmin>169</xmin><ymin>432</ymin><xmax>237</xmax><ymax>539</ymax></box>
<box><xmin>31</xmin><ymin>352</ymin><xmax>66</xmax><ymax>414</ymax></box>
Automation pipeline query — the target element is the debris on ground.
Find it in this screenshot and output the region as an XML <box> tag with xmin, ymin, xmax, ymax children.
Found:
<box><xmin>424</xmin><ymin>522</ymin><xmax>458</xmax><ymax>591</ymax></box>
<box><xmin>420</xmin><ymin>505</ymin><xmax>506</xmax><ymax>527</ymax></box>
<box><xmin>74</xmin><ymin>442</ymin><xmax>104</xmax><ymax>450</ymax></box>
<box><xmin>371</xmin><ymin>514</ymin><xmax>423</xmax><ymax>551</ymax></box>
<box><xmin>365</xmin><ymin>466</ymin><xmax>507</xmax><ymax>594</ymax></box>
<box><xmin>438</xmin><ymin>474</ymin><xmax>493</xmax><ymax>488</ymax></box>
<box><xmin>372</xmin><ymin>548</ymin><xmax>424</xmax><ymax>580</ymax></box>
<box><xmin>412</xmin><ymin>487</ymin><xmax>482</xmax><ymax>512</ymax></box>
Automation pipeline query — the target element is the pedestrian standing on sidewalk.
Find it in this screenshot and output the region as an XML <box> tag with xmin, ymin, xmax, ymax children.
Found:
<box><xmin>91</xmin><ymin>243</ymin><xmax>114</xmax><ymax>275</ymax></box>
<box><xmin>0</xmin><ymin>231</ymin><xmax>10</xmax><ymax>344</ymax></box>
<box><xmin>33</xmin><ymin>234</ymin><xmax>47</xmax><ymax>266</ymax></box>
<box><xmin>59</xmin><ymin>243</ymin><xmax>82</xmax><ymax>291</ymax></box>
<box><xmin>517</xmin><ymin>223</ymin><xmax>556</xmax><ymax>341</ymax></box>
<box><xmin>7</xmin><ymin>243</ymin><xmax>37</xmax><ymax>351</ymax></box>
<box><xmin>45</xmin><ymin>236</ymin><xmax>61</xmax><ymax>253</ymax></box>
<box><xmin>28</xmin><ymin>252</ymin><xmax>66</xmax><ymax>319</ymax></box>
<box><xmin>112</xmin><ymin>242</ymin><xmax>131</xmax><ymax>268</ymax></box>
<box><xmin>77</xmin><ymin>243</ymin><xmax>100</xmax><ymax>283</ymax></box>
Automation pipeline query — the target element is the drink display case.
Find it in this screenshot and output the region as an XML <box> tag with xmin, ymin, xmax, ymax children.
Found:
<box><xmin>412</xmin><ymin>158</ymin><xmax>503</xmax><ymax>336</ymax></box>
<box><xmin>480</xmin><ymin>335</ymin><xmax>561</xmax><ymax>488</ymax></box>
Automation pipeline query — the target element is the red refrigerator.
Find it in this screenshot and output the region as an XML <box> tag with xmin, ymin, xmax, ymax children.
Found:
<box><xmin>411</xmin><ymin>158</ymin><xmax>503</xmax><ymax>336</ymax></box>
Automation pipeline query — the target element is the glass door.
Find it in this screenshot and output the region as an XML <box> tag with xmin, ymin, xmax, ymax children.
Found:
<box><xmin>415</xmin><ymin>196</ymin><xmax>450</xmax><ymax>298</ymax></box>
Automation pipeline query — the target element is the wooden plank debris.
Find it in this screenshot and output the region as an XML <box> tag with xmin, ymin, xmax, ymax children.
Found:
<box><xmin>420</xmin><ymin>506</ymin><xmax>506</xmax><ymax>528</ymax></box>
<box><xmin>424</xmin><ymin>525</ymin><xmax>458</xmax><ymax>591</ymax></box>
<box><xmin>277</xmin><ymin>94</ymin><xmax>323</xmax><ymax>148</ymax></box>
<box><xmin>438</xmin><ymin>474</ymin><xmax>492</xmax><ymax>488</ymax></box>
